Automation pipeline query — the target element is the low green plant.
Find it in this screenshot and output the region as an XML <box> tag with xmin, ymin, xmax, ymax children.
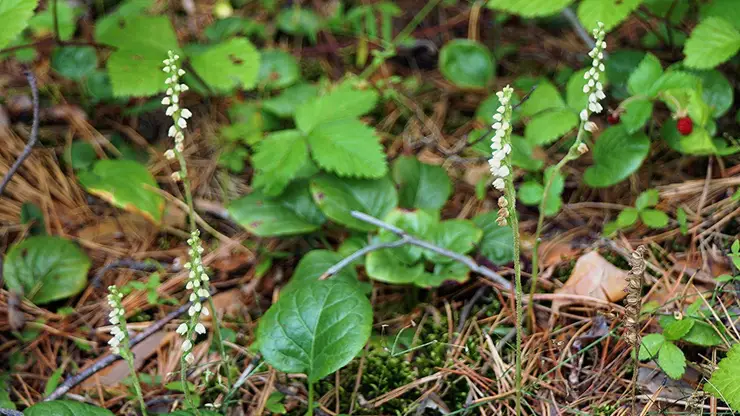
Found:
<box><xmin>603</xmin><ymin>189</ymin><xmax>670</xmax><ymax>235</ymax></box>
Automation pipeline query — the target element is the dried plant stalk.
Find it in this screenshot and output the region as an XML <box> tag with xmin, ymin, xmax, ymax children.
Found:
<box><xmin>625</xmin><ymin>245</ymin><xmax>647</xmax><ymax>415</ymax></box>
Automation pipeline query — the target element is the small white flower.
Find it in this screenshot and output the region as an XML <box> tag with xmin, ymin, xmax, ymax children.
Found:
<box><xmin>162</xmin><ymin>97</ymin><xmax>170</xmax><ymax>105</ymax></box>
<box><xmin>492</xmin><ymin>178</ymin><xmax>505</xmax><ymax>190</ymax></box>
<box><xmin>164</xmin><ymin>149</ymin><xmax>176</xmax><ymax>160</ymax></box>
<box><xmin>175</xmin><ymin>142</ymin><xmax>184</xmax><ymax>152</ymax></box>
<box><xmin>110</xmin><ymin>315</ymin><xmax>119</xmax><ymax>325</ymax></box>
<box><xmin>171</xmin><ymin>171</ymin><xmax>181</xmax><ymax>181</ymax></box>
<box><xmin>195</xmin><ymin>323</ymin><xmax>206</xmax><ymax>334</ymax></box>
<box><xmin>184</xmin><ymin>353</ymin><xmax>194</xmax><ymax>364</ymax></box>
<box><xmin>190</xmin><ymin>293</ymin><xmax>197</xmax><ymax>302</ymax></box>
<box><xmin>163</xmin><ymin>66</ymin><xmax>171</xmax><ymax>73</ymax></box>
<box><xmin>181</xmin><ymin>109</ymin><xmax>192</xmax><ymax>119</ymax></box>
<box><xmin>188</xmin><ymin>305</ymin><xmax>196</xmax><ymax>317</ymax></box>
<box><xmin>577</xmin><ymin>143</ymin><xmax>589</xmax><ymax>154</ymax></box>
<box><xmin>580</xmin><ymin>109</ymin><xmax>588</xmax><ymax>121</ymax></box>
<box><xmin>177</xmin><ymin>118</ymin><xmax>187</xmax><ymax>128</ymax></box>
<box><xmin>182</xmin><ymin>339</ymin><xmax>193</xmax><ymax>351</ymax></box>
<box><xmin>109</xmin><ymin>337</ymin><xmax>120</xmax><ymax>347</ymax></box>
<box><xmin>197</xmin><ymin>288</ymin><xmax>209</xmax><ymax>298</ymax></box>
<box><xmin>176</xmin><ymin>323</ymin><xmax>188</xmax><ymax>335</ymax></box>
<box><xmin>168</xmin><ymin>125</ymin><xmax>177</xmax><ymax>137</ymax></box>
<box><xmin>178</xmin><ymin>69</ymin><xmax>185</xmax><ymax>76</ymax></box>
<box><xmin>201</xmin><ymin>307</ymin><xmax>210</xmax><ymax>316</ymax></box>
<box><xmin>584</xmin><ymin>121</ymin><xmax>598</xmax><ymax>132</ymax></box>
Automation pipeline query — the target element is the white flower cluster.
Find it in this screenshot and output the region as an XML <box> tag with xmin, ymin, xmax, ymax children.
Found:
<box><xmin>107</xmin><ymin>286</ymin><xmax>126</xmax><ymax>355</ymax></box>
<box><xmin>176</xmin><ymin>230</ymin><xmax>210</xmax><ymax>364</ymax></box>
<box><xmin>489</xmin><ymin>85</ymin><xmax>514</xmax><ymax>191</ymax></box>
<box><xmin>162</xmin><ymin>50</ymin><xmax>192</xmax><ymax>180</ymax></box>
<box><xmin>580</xmin><ymin>22</ymin><xmax>607</xmax><ymax>125</ymax></box>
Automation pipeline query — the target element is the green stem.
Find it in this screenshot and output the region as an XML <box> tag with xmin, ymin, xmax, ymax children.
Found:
<box><xmin>527</xmin><ymin>121</ymin><xmax>587</xmax><ymax>327</ymax></box>
<box><xmin>504</xmin><ymin>178</ymin><xmax>523</xmax><ymax>416</ymax></box>
<box><xmin>307</xmin><ymin>382</ymin><xmax>315</xmax><ymax>416</ymax></box>
<box><xmin>175</xmin><ymin>150</ymin><xmax>233</xmax><ymax>390</ymax></box>
<box><xmin>122</xmin><ymin>346</ymin><xmax>148</xmax><ymax>415</ymax></box>
<box><xmin>179</xmin><ymin>354</ymin><xmax>199</xmax><ymax>414</ymax></box>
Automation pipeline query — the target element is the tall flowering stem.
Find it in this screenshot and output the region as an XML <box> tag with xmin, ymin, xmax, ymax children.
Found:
<box><xmin>162</xmin><ymin>51</ymin><xmax>232</xmax><ymax>410</ymax></box>
<box><xmin>107</xmin><ymin>286</ymin><xmax>148</xmax><ymax>416</ymax></box>
<box><xmin>488</xmin><ymin>86</ymin><xmax>524</xmax><ymax>414</ymax></box>
<box><xmin>528</xmin><ymin>22</ymin><xmax>608</xmax><ymax>325</ymax></box>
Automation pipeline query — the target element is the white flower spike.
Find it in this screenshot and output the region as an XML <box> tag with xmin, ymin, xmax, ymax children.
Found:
<box><xmin>581</xmin><ymin>23</ymin><xmax>608</xmax><ymax>122</ymax></box>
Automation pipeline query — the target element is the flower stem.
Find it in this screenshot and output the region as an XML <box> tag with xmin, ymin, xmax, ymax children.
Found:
<box><xmin>307</xmin><ymin>382</ymin><xmax>315</xmax><ymax>416</ymax></box>
<box><xmin>528</xmin><ymin>120</ymin><xmax>586</xmax><ymax>327</ymax></box>
<box><xmin>179</xmin><ymin>355</ymin><xmax>199</xmax><ymax>414</ymax></box>
<box><xmin>122</xmin><ymin>346</ymin><xmax>148</xmax><ymax>415</ymax></box>
<box><xmin>504</xmin><ymin>178</ymin><xmax>523</xmax><ymax>416</ymax></box>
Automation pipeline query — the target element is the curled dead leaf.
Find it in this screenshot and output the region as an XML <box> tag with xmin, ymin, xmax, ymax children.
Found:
<box><xmin>556</xmin><ymin>251</ymin><xmax>629</xmax><ymax>303</ymax></box>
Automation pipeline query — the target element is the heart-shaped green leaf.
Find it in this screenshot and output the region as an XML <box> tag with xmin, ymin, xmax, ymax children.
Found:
<box><xmin>256</xmin><ymin>279</ymin><xmax>372</xmax><ymax>382</ymax></box>
<box><xmin>415</xmin><ymin>262</ymin><xmax>470</xmax><ymax>288</ymax></box>
<box><xmin>51</xmin><ymin>46</ymin><xmax>98</xmax><ymax>81</ymax></box>
<box><xmin>577</xmin><ymin>0</ymin><xmax>643</xmax><ymax>31</ymax></box>
<box><xmin>519</xmin><ymin>80</ymin><xmax>566</xmax><ymax>117</ymax></box>
<box><xmin>228</xmin><ymin>181</ymin><xmax>326</xmax><ymax>236</ymax></box>
<box><xmin>257</xmin><ymin>49</ymin><xmax>300</xmax><ymax>90</ymax></box>
<box><xmin>605</xmin><ymin>50</ymin><xmax>646</xmax><ymax>100</ymax></box>
<box><xmin>282</xmin><ymin>250</ymin><xmax>370</xmax><ymax>295</ymax></box>
<box><xmin>472</xmin><ymin>212</ymin><xmax>514</xmax><ymax>265</ymax></box>
<box><xmin>392</xmin><ymin>156</ymin><xmax>452</xmax><ymax>211</ymax></box>
<box><xmin>377</xmin><ymin>209</ymin><xmax>436</xmax><ymax>265</ymax></box>
<box><xmin>695</xmin><ymin>69</ymin><xmax>734</xmax><ymax>118</ymax></box>
<box><xmin>24</xmin><ymin>400</ymin><xmax>114</xmax><ymax>416</ymax></box>
<box><xmin>438</xmin><ymin>39</ymin><xmax>495</xmax><ymax>89</ymax></box>
<box><xmin>640</xmin><ymin>209</ymin><xmax>669</xmax><ymax>228</ymax></box>
<box><xmin>190</xmin><ymin>37</ymin><xmax>261</xmax><ymax>92</ymax></box>
<box><xmin>620</xmin><ymin>98</ymin><xmax>653</xmax><ymax>134</ymax></box>
<box><xmin>424</xmin><ymin>220</ymin><xmax>482</xmax><ymax>264</ymax></box>
<box><xmin>661</xmin><ymin>121</ymin><xmax>717</xmax><ymax>155</ymax></box>
<box><xmin>627</xmin><ymin>53</ymin><xmax>663</xmax><ymax>95</ymax></box>
<box><xmin>487</xmin><ymin>0</ymin><xmax>573</xmax><ymax>18</ymax></box>
<box><xmin>310</xmin><ymin>174</ymin><xmax>397</xmax><ymax>231</ymax></box>
<box><xmin>3</xmin><ymin>236</ymin><xmax>91</xmax><ymax>305</ymax></box>
<box><xmin>365</xmin><ymin>244</ymin><xmax>425</xmax><ymax>284</ymax></box>
<box><xmin>584</xmin><ymin>125</ymin><xmax>650</xmax><ymax>188</ymax></box>
<box><xmin>617</xmin><ymin>208</ymin><xmax>639</xmax><ymax>228</ymax></box>
<box><xmin>77</xmin><ymin>159</ymin><xmax>164</xmax><ymax>224</ymax></box>
<box><xmin>638</xmin><ymin>333</ymin><xmax>665</xmax><ymax>361</ymax></box>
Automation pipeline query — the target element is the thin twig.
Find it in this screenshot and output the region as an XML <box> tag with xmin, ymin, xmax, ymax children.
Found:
<box><xmin>340</xmin><ymin>211</ymin><xmax>512</xmax><ymax>290</ymax></box>
<box><xmin>44</xmin><ymin>298</ymin><xmax>205</xmax><ymax>401</ymax></box>
<box><xmin>561</xmin><ymin>7</ymin><xmax>596</xmax><ymax>51</ymax></box>
<box><xmin>320</xmin><ymin>237</ymin><xmax>411</xmax><ymax>279</ymax></box>
<box><xmin>0</xmin><ymin>71</ymin><xmax>39</xmax><ymax>197</ymax></box>
<box><xmin>92</xmin><ymin>259</ymin><xmax>167</xmax><ymax>288</ymax></box>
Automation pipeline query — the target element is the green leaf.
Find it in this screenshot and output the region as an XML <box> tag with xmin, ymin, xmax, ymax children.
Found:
<box><xmin>94</xmin><ymin>0</ymin><xmax>153</xmax><ymax>41</ymax></box>
<box><xmin>661</xmin><ymin>121</ymin><xmax>717</xmax><ymax>155</ymax></box>
<box><xmin>257</xmin><ymin>49</ymin><xmax>300</xmax><ymax>90</ymax></box>
<box><xmin>658</xmin><ymin>341</ymin><xmax>686</xmax><ymax>379</ymax></box>
<box><xmin>511</xmin><ymin>135</ymin><xmax>544</xmax><ymax>171</ymax></box>
<box><xmin>519</xmin><ymin>80</ymin><xmax>566</xmax><ymax>117</ymax></box>
<box><xmin>392</xmin><ymin>156</ymin><xmax>452</xmax><ymax>211</ymax></box>
<box><xmin>543</xmin><ymin>166</ymin><xmax>565</xmax><ymax>217</ymax></box>
<box><xmin>684</xmin><ymin>17</ymin><xmax>740</xmax><ymax>69</ymax></box>
<box><xmin>190</xmin><ymin>37</ymin><xmax>260</xmax><ymax>92</ymax></box>
<box><xmin>282</xmin><ymin>250</ymin><xmax>369</xmax><ymax>295</ymax></box>
<box><xmin>627</xmin><ymin>53</ymin><xmax>663</xmax><ymax>95</ymax></box>
<box><xmin>77</xmin><ymin>159</ymin><xmax>164</xmax><ymax>224</ymax></box>
<box><xmin>307</xmin><ymin>118</ymin><xmax>387</xmax><ymax>178</ymax></box>
<box><xmin>487</xmin><ymin>0</ymin><xmax>574</xmax><ymax>17</ymax></box>
<box><xmin>228</xmin><ymin>181</ymin><xmax>326</xmax><ymax>237</ymax></box>
<box><xmin>416</xmin><ymin>262</ymin><xmax>470</xmax><ymax>288</ymax></box>
<box><xmin>518</xmin><ymin>181</ymin><xmax>544</xmax><ymax>206</ymax></box>
<box><xmin>3</xmin><ymin>236</ymin><xmax>91</xmax><ymax>305</ymax></box>
<box><xmin>584</xmin><ymin>125</ymin><xmax>650</xmax><ymax>188</ymax></box>
<box><xmin>620</xmin><ymin>98</ymin><xmax>653</xmax><ymax>134</ymax></box>
<box><xmin>295</xmin><ymin>83</ymin><xmax>378</xmax><ymax>133</ymax></box>
<box><xmin>20</xmin><ymin>202</ymin><xmax>46</xmax><ymax>236</ymax></box>
<box><xmin>310</xmin><ymin>174</ymin><xmax>397</xmax><ymax>231</ymax></box>
<box><xmin>706</xmin><ymin>343</ymin><xmax>740</xmax><ymax>410</ymax></box>
<box><xmin>43</xmin><ymin>367</ymin><xmax>65</xmax><ymax>397</ymax></box>
<box><xmin>663</xmin><ymin>318</ymin><xmax>694</xmax><ymax>341</ymax></box>
<box><xmin>24</xmin><ymin>400</ymin><xmax>114</xmax><ymax>416</ymax></box>
<box><xmin>262</xmin><ymin>83</ymin><xmax>318</xmax><ymax>118</ymax></box>
<box><xmin>256</xmin><ymin>279</ymin><xmax>372</xmax><ymax>382</ymax></box>
<box><xmin>638</xmin><ymin>333</ymin><xmax>665</xmax><ymax>360</ymax></box>
<box><xmin>0</xmin><ymin>0</ymin><xmax>39</xmax><ymax>50</ymax></box>
<box><xmin>700</xmin><ymin>0</ymin><xmax>740</xmax><ymax>29</ymax></box>
<box><xmin>648</xmin><ymin>71</ymin><xmax>700</xmax><ymax>96</ymax></box>
<box><xmin>677</xmin><ymin>207</ymin><xmax>688</xmax><ymax>235</ymax></box>
<box><xmin>438</xmin><ymin>39</ymin><xmax>495</xmax><ymax>89</ymax></box>
<box><xmin>683</xmin><ymin>320</ymin><xmax>724</xmax><ymax>347</ymax></box>
<box><xmin>84</xmin><ymin>71</ymin><xmax>114</xmax><ymax>103</ymax></box>
<box><xmin>473</xmin><ymin>212</ymin><xmax>514</xmax><ymax>265</ymax></box>
<box><xmin>577</xmin><ymin>0</ymin><xmax>643</xmax><ymax>32</ymax></box>
<box><xmin>28</xmin><ymin>1</ymin><xmax>80</xmax><ymax>41</ymax></box>
<box><xmin>640</xmin><ymin>209</ymin><xmax>669</xmax><ymax>228</ymax></box>
<box><xmin>251</xmin><ymin>130</ymin><xmax>309</xmax><ymax>196</ymax></box>
<box><xmin>276</xmin><ymin>7</ymin><xmax>322</xmax><ymax>43</ymax></box>
<box><xmin>425</xmin><ymin>220</ymin><xmax>482</xmax><ymax>264</ymax></box>
<box><xmin>265</xmin><ymin>392</ymin><xmax>287</xmax><ymax>414</ymax></box>
<box><xmin>617</xmin><ymin>208</ymin><xmax>639</xmax><ymax>228</ymax></box>
<box><xmin>605</xmin><ymin>50</ymin><xmax>646</xmax><ymax>100</ymax></box>
<box><xmin>64</xmin><ymin>141</ymin><xmax>97</xmax><ymax>171</ymax></box>
<box><xmin>96</xmin><ymin>16</ymin><xmax>180</xmax><ymax>97</ymax></box>
<box><xmin>695</xmin><ymin>69</ymin><xmax>734</xmax><ymax>118</ymax></box>
<box><xmin>525</xmin><ymin>109</ymin><xmax>579</xmax><ymax>146</ymax></box>
<box><xmin>365</xmin><ymin>245</ymin><xmax>425</xmax><ymax>284</ymax></box>
<box><xmin>635</xmin><ymin>189</ymin><xmax>659</xmax><ymax>210</ymax></box>
<box><xmin>377</xmin><ymin>209</ymin><xmax>436</xmax><ymax>265</ymax></box>
<box><xmin>51</xmin><ymin>46</ymin><xmax>98</xmax><ymax>81</ymax></box>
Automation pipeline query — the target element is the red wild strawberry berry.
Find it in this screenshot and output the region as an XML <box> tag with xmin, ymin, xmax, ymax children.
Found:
<box><xmin>607</xmin><ymin>113</ymin><xmax>620</xmax><ymax>125</ymax></box>
<box><xmin>677</xmin><ymin>117</ymin><xmax>693</xmax><ymax>136</ymax></box>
